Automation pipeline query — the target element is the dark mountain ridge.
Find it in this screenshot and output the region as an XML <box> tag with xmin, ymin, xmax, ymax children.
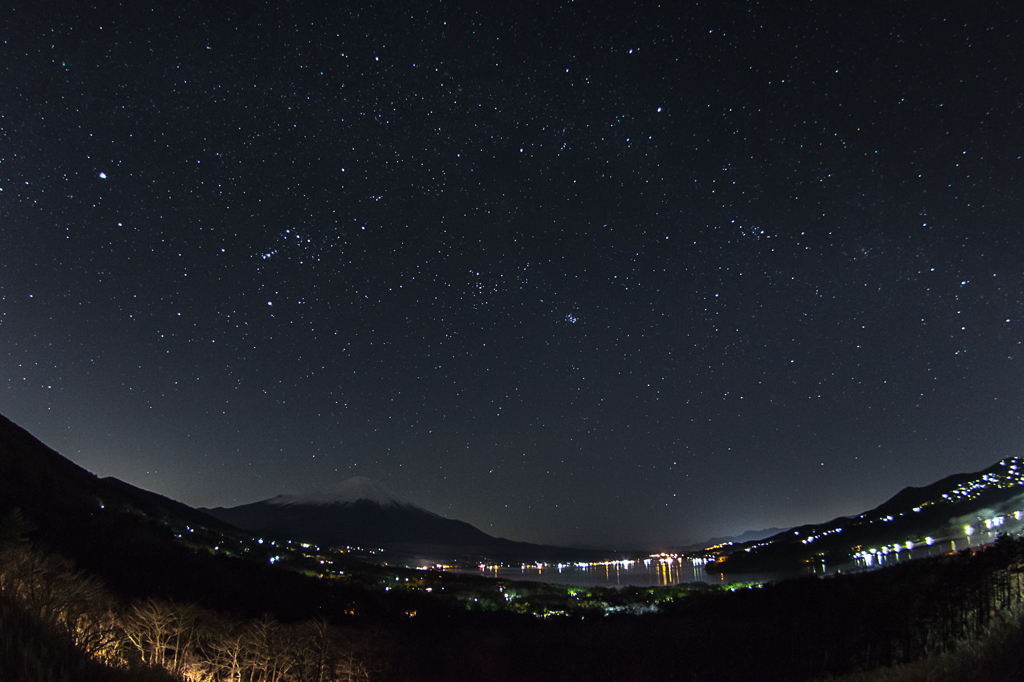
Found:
<box><xmin>0</xmin><ymin>413</ymin><xmax>603</xmax><ymax>568</ymax></box>
<box><xmin>202</xmin><ymin>495</ymin><xmax>502</xmax><ymax>549</ymax></box>
<box><xmin>719</xmin><ymin>456</ymin><xmax>1024</xmax><ymax>572</ymax></box>
<box><xmin>200</xmin><ymin>482</ymin><xmax>615</xmax><ymax>563</ymax></box>
<box><xmin>0</xmin><ymin>413</ymin><xmax>234</xmax><ymax>535</ymax></box>
<box><xmin>0</xmin><ymin>413</ymin><xmax>347</xmax><ymax>618</ymax></box>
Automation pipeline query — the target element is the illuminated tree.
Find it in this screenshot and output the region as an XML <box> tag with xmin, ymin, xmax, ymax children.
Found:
<box><xmin>121</xmin><ymin>598</ymin><xmax>204</xmax><ymax>676</ymax></box>
<box><xmin>0</xmin><ymin>544</ymin><xmax>108</xmax><ymax>642</ymax></box>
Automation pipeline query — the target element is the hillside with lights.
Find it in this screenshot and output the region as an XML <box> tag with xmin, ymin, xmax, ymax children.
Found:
<box><xmin>716</xmin><ymin>457</ymin><xmax>1024</xmax><ymax>573</ymax></box>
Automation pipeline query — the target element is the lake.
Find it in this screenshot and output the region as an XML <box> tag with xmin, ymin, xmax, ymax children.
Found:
<box><xmin>462</xmin><ymin>557</ymin><xmax>792</xmax><ymax>588</ymax></box>
<box><xmin>449</xmin><ymin>532</ymin><xmax>1007</xmax><ymax>588</ymax></box>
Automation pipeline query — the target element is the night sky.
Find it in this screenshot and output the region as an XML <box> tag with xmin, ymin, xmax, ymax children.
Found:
<box><xmin>3</xmin><ymin>2</ymin><xmax>1023</xmax><ymax>548</ymax></box>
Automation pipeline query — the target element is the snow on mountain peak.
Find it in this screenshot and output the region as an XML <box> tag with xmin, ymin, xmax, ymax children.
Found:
<box><xmin>267</xmin><ymin>476</ymin><xmax>410</xmax><ymax>508</ymax></box>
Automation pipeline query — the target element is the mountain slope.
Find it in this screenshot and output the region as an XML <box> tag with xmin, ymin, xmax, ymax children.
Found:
<box><xmin>0</xmin><ymin>413</ymin><xmax>236</xmax><ymax>536</ymax></box>
<box><xmin>0</xmin><ymin>413</ymin><xmax>343</xmax><ymax>618</ymax></box>
<box><xmin>203</xmin><ymin>479</ymin><xmax>504</xmax><ymax>549</ymax></box>
<box><xmin>718</xmin><ymin>456</ymin><xmax>1024</xmax><ymax>572</ymax></box>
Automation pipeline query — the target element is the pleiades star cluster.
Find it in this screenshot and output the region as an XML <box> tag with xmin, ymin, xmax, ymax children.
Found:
<box><xmin>2</xmin><ymin>1</ymin><xmax>1022</xmax><ymax>547</ymax></box>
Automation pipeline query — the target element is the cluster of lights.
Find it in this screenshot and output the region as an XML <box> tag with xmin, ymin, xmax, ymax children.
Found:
<box><xmin>800</xmin><ymin>527</ymin><xmax>843</xmax><ymax>545</ymax></box>
<box><xmin>735</xmin><ymin>458</ymin><xmax>1024</xmax><ymax>571</ymax></box>
<box><xmin>170</xmin><ymin>522</ymin><xmax>360</xmax><ymax>578</ymax></box>
<box><xmin>475</xmin><ymin>553</ymin><xmax>713</xmax><ymax>575</ymax></box>
<box><xmin>853</xmin><ymin>539</ymin><xmax>927</xmax><ymax>567</ymax></box>
<box><xmin>985</xmin><ymin>511</ymin><xmax>1022</xmax><ymax>528</ymax></box>
<box><xmin>939</xmin><ymin>458</ymin><xmax>1024</xmax><ymax>503</ymax></box>
<box><xmin>854</xmin><ymin>506</ymin><xmax>1024</xmax><ymax>569</ymax></box>
<box><xmin>646</xmin><ymin>553</ymin><xmax>714</xmax><ymax>567</ymax></box>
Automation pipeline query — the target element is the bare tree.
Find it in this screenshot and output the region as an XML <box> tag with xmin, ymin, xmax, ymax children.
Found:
<box><xmin>121</xmin><ymin>597</ymin><xmax>206</xmax><ymax>677</ymax></box>
<box><xmin>209</xmin><ymin>614</ymin><xmax>249</xmax><ymax>682</ymax></box>
<box><xmin>0</xmin><ymin>544</ymin><xmax>111</xmax><ymax>645</ymax></box>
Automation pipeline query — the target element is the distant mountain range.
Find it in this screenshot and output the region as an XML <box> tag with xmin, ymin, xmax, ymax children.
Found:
<box><xmin>677</xmin><ymin>527</ymin><xmax>791</xmax><ymax>552</ymax></box>
<box><xmin>4</xmin><ymin>411</ymin><xmax>1023</xmax><ymax>575</ymax></box>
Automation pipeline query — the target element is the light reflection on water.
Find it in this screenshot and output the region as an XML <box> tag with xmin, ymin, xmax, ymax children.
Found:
<box><xmin>470</xmin><ymin>561</ymin><xmax>713</xmax><ymax>587</ymax></box>
<box><xmin>850</xmin><ymin>534</ymin><xmax>998</xmax><ymax>570</ymax></box>
<box><xmin>447</xmin><ymin>525</ymin><xmax>1022</xmax><ymax>588</ymax></box>
<box><xmin>464</xmin><ymin>560</ymin><xmax>791</xmax><ymax>587</ymax></box>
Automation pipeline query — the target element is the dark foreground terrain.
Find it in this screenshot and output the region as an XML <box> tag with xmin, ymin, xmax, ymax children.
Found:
<box><xmin>3</xmin><ymin>529</ymin><xmax>1024</xmax><ymax>682</ymax></box>
<box><xmin>3</xmin><ymin>413</ymin><xmax>1024</xmax><ymax>681</ymax></box>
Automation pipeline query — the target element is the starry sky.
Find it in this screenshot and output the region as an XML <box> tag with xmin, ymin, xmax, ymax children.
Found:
<box><xmin>2</xmin><ymin>1</ymin><xmax>1023</xmax><ymax>548</ymax></box>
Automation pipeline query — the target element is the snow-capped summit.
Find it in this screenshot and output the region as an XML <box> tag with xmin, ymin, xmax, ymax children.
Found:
<box><xmin>266</xmin><ymin>476</ymin><xmax>413</xmax><ymax>508</ymax></box>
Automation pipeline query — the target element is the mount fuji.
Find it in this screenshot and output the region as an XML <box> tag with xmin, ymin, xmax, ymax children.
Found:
<box><xmin>260</xmin><ymin>476</ymin><xmax>411</xmax><ymax>508</ymax></box>
<box><xmin>201</xmin><ymin>477</ymin><xmax>504</xmax><ymax>550</ymax></box>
